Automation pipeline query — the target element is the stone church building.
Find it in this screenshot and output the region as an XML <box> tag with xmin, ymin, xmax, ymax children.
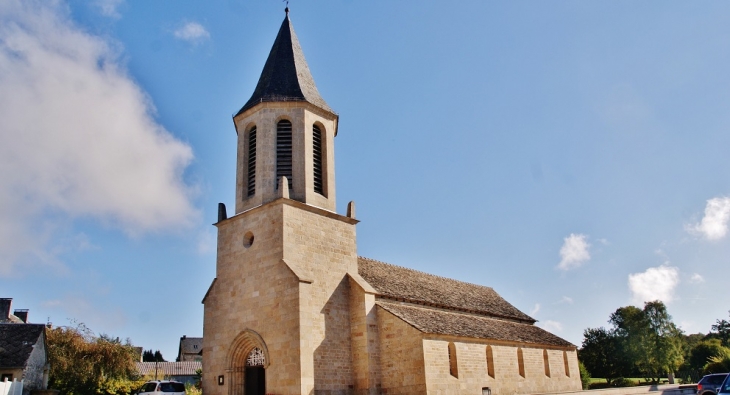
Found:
<box><xmin>202</xmin><ymin>9</ymin><xmax>582</xmax><ymax>395</ymax></box>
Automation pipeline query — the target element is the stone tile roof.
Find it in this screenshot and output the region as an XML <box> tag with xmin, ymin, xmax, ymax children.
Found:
<box><xmin>236</xmin><ymin>11</ymin><xmax>334</xmax><ymax>117</ymax></box>
<box><xmin>378</xmin><ymin>302</ymin><xmax>574</xmax><ymax>348</ymax></box>
<box><xmin>136</xmin><ymin>361</ymin><xmax>202</xmax><ymax>376</ymax></box>
<box><xmin>178</xmin><ymin>337</ymin><xmax>203</xmax><ymax>358</ymax></box>
<box><xmin>358</xmin><ymin>257</ymin><xmax>535</xmax><ymax>323</ymax></box>
<box><xmin>0</xmin><ymin>323</ymin><xmax>46</xmax><ymax>368</ymax></box>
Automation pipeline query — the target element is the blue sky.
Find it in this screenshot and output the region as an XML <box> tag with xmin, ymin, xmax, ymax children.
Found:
<box><xmin>2</xmin><ymin>0</ymin><xmax>730</xmax><ymax>360</ymax></box>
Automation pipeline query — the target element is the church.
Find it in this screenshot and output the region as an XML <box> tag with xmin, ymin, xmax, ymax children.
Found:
<box><xmin>202</xmin><ymin>9</ymin><xmax>582</xmax><ymax>395</ymax></box>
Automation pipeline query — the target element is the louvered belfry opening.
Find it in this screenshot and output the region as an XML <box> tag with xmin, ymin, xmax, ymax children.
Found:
<box><xmin>312</xmin><ymin>124</ymin><xmax>324</xmax><ymax>196</ymax></box>
<box><xmin>276</xmin><ymin>120</ymin><xmax>293</xmax><ymax>190</ymax></box>
<box><xmin>247</xmin><ymin>126</ymin><xmax>257</xmax><ymax>197</ymax></box>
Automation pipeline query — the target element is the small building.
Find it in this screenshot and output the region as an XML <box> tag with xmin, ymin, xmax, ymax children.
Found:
<box><xmin>136</xmin><ymin>361</ymin><xmax>201</xmax><ymax>386</ymax></box>
<box><xmin>0</xmin><ymin>298</ymin><xmax>50</xmax><ymax>395</ymax></box>
<box><xmin>176</xmin><ymin>336</ymin><xmax>203</xmax><ymax>362</ymax></box>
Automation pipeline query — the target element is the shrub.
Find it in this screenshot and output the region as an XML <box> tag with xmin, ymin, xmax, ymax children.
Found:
<box><xmin>579</xmin><ymin>362</ymin><xmax>592</xmax><ymax>389</ymax></box>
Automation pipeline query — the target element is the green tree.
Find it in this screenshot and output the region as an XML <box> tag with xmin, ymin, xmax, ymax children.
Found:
<box><xmin>579</xmin><ymin>327</ymin><xmax>630</xmax><ymax>384</ymax></box>
<box><xmin>639</xmin><ymin>301</ymin><xmax>684</xmax><ymax>382</ymax></box>
<box><xmin>686</xmin><ymin>339</ymin><xmax>729</xmax><ymax>372</ymax></box>
<box><xmin>581</xmin><ymin>301</ymin><xmax>685</xmax><ymax>384</ymax></box>
<box><xmin>609</xmin><ymin>304</ymin><xmax>647</xmax><ymax>373</ymax></box>
<box><xmin>47</xmin><ymin>322</ymin><xmax>144</xmax><ymax>395</ymax></box>
<box><xmin>711</xmin><ymin>311</ymin><xmax>730</xmax><ymax>347</ymax></box>
<box><xmin>142</xmin><ymin>349</ymin><xmax>166</xmax><ymax>362</ymax></box>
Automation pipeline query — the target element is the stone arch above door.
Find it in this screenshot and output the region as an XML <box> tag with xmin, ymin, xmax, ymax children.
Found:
<box><xmin>226</xmin><ymin>329</ymin><xmax>270</xmax><ymax>369</ymax></box>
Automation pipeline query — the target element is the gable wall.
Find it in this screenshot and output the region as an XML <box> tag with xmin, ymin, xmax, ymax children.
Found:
<box><xmin>377</xmin><ymin>308</ymin><xmax>427</xmax><ymax>394</ymax></box>
<box><xmin>422</xmin><ymin>337</ymin><xmax>581</xmax><ymax>395</ymax></box>
<box><xmin>349</xmin><ymin>278</ymin><xmax>380</xmax><ymax>394</ymax></box>
<box><xmin>21</xmin><ymin>333</ymin><xmax>47</xmax><ymax>392</ymax></box>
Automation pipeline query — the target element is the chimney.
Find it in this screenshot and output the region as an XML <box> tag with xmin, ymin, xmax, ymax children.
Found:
<box><xmin>0</xmin><ymin>298</ymin><xmax>11</xmax><ymax>322</ymax></box>
<box><xmin>14</xmin><ymin>309</ymin><xmax>29</xmax><ymax>323</ymax></box>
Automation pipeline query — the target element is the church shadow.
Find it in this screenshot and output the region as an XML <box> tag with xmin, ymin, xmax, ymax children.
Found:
<box><xmin>312</xmin><ymin>275</ymin><xmax>353</xmax><ymax>395</ymax></box>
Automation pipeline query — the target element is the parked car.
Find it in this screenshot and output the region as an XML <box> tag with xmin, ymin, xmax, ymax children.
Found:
<box><xmin>699</xmin><ymin>373</ymin><xmax>729</xmax><ymax>395</ymax></box>
<box><xmin>137</xmin><ymin>380</ymin><xmax>186</xmax><ymax>395</ymax></box>
<box><xmin>717</xmin><ymin>374</ymin><xmax>730</xmax><ymax>395</ymax></box>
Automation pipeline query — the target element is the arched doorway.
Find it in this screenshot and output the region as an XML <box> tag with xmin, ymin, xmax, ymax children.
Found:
<box><xmin>226</xmin><ymin>329</ymin><xmax>269</xmax><ymax>395</ymax></box>
<box><xmin>244</xmin><ymin>348</ymin><xmax>265</xmax><ymax>395</ymax></box>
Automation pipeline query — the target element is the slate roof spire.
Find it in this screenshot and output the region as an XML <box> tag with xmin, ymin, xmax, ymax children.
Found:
<box><xmin>236</xmin><ymin>8</ymin><xmax>334</xmax><ymax>116</ymax></box>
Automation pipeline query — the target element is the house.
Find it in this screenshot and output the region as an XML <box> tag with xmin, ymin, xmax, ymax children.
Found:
<box><xmin>0</xmin><ymin>299</ymin><xmax>50</xmax><ymax>395</ymax></box>
<box><xmin>201</xmin><ymin>8</ymin><xmax>583</xmax><ymax>395</ymax></box>
<box><xmin>176</xmin><ymin>336</ymin><xmax>203</xmax><ymax>362</ymax></box>
<box><xmin>136</xmin><ymin>361</ymin><xmax>201</xmax><ymax>386</ymax></box>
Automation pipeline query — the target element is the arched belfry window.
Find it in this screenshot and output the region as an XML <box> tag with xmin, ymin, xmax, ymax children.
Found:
<box><xmin>563</xmin><ymin>351</ymin><xmax>570</xmax><ymax>377</ymax></box>
<box><xmin>543</xmin><ymin>349</ymin><xmax>551</xmax><ymax>377</ymax></box>
<box><xmin>276</xmin><ymin>120</ymin><xmax>293</xmax><ymax>189</ymax></box>
<box><xmin>312</xmin><ymin>124</ymin><xmax>324</xmax><ymax>196</ymax></box>
<box><xmin>246</xmin><ymin>126</ymin><xmax>257</xmax><ymax>197</ymax></box>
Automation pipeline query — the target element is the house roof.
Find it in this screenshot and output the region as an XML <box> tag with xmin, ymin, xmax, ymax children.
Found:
<box><xmin>377</xmin><ymin>302</ymin><xmax>574</xmax><ymax>348</ymax></box>
<box><xmin>136</xmin><ymin>361</ymin><xmax>201</xmax><ymax>377</ymax></box>
<box><xmin>358</xmin><ymin>257</ymin><xmax>536</xmax><ymax>324</ymax></box>
<box><xmin>0</xmin><ymin>324</ymin><xmax>46</xmax><ymax>368</ymax></box>
<box><xmin>236</xmin><ymin>9</ymin><xmax>334</xmax><ymax>117</ymax></box>
<box><xmin>178</xmin><ymin>337</ymin><xmax>203</xmax><ymax>357</ymax></box>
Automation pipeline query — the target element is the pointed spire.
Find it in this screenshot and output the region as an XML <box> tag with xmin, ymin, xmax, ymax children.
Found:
<box><xmin>236</xmin><ymin>10</ymin><xmax>334</xmax><ymax>116</ymax></box>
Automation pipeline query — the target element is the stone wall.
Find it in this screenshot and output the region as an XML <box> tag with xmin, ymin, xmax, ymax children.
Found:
<box><xmin>203</xmin><ymin>202</ymin><xmax>302</xmax><ymax>395</ymax></box>
<box><xmin>422</xmin><ymin>337</ymin><xmax>582</xmax><ymax>395</ymax></box>
<box><xmin>281</xmin><ymin>202</ymin><xmax>358</xmax><ymax>395</ymax></box>
<box><xmin>203</xmin><ymin>198</ymin><xmax>359</xmax><ymax>395</ymax></box>
<box><xmin>377</xmin><ymin>307</ymin><xmax>427</xmax><ymax>394</ymax></box>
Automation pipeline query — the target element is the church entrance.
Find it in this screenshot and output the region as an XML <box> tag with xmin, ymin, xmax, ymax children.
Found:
<box><xmin>243</xmin><ymin>347</ymin><xmax>265</xmax><ymax>395</ymax></box>
<box><xmin>226</xmin><ymin>330</ymin><xmax>269</xmax><ymax>395</ymax></box>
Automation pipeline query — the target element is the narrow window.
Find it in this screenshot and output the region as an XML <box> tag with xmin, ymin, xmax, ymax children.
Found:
<box><xmin>563</xmin><ymin>351</ymin><xmax>570</xmax><ymax>377</ymax></box>
<box><xmin>517</xmin><ymin>348</ymin><xmax>525</xmax><ymax>378</ymax></box>
<box><xmin>312</xmin><ymin>124</ymin><xmax>324</xmax><ymax>196</ymax></box>
<box><xmin>276</xmin><ymin>120</ymin><xmax>293</xmax><ymax>189</ymax></box>
<box><xmin>486</xmin><ymin>345</ymin><xmax>495</xmax><ymax>378</ymax></box>
<box><xmin>543</xmin><ymin>349</ymin><xmax>551</xmax><ymax>377</ymax></box>
<box><xmin>247</xmin><ymin>126</ymin><xmax>257</xmax><ymax>197</ymax></box>
<box><xmin>448</xmin><ymin>342</ymin><xmax>458</xmax><ymax>378</ymax></box>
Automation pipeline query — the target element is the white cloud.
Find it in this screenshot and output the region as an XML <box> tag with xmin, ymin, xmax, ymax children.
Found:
<box><xmin>557</xmin><ymin>233</ymin><xmax>591</xmax><ymax>270</ymax></box>
<box><xmin>558</xmin><ymin>296</ymin><xmax>574</xmax><ymax>304</ymax></box>
<box><xmin>538</xmin><ymin>320</ymin><xmax>563</xmax><ymax>333</ymax></box>
<box><xmin>173</xmin><ymin>21</ymin><xmax>210</xmax><ymax>44</ymax></box>
<box><xmin>688</xmin><ymin>197</ymin><xmax>730</xmax><ymax>240</ymax></box>
<box><xmin>689</xmin><ymin>273</ymin><xmax>704</xmax><ymax>284</ymax></box>
<box><xmin>93</xmin><ymin>0</ymin><xmax>123</xmax><ymax>18</ymax></box>
<box><xmin>530</xmin><ymin>304</ymin><xmax>540</xmax><ymax>316</ymax></box>
<box><xmin>628</xmin><ymin>265</ymin><xmax>680</xmax><ymax>305</ymax></box>
<box><xmin>0</xmin><ymin>0</ymin><xmax>198</xmax><ymax>275</ymax></box>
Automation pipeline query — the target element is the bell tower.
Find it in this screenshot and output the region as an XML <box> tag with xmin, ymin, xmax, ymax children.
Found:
<box><xmin>233</xmin><ymin>7</ymin><xmax>338</xmax><ymax>214</ymax></box>
<box><xmin>204</xmin><ymin>9</ymin><xmax>360</xmax><ymax>395</ymax></box>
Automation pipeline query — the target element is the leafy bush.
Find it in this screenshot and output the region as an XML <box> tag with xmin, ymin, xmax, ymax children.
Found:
<box><xmin>579</xmin><ymin>362</ymin><xmax>591</xmax><ymax>389</ymax></box>
<box><xmin>185</xmin><ymin>382</ymin><xmax>202</xmax><ymax>395</ymax></box>
<box><xmin>611</xmin><ymin>377</ymin><xmax>636</xmax><ymax>387</ymax></box>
